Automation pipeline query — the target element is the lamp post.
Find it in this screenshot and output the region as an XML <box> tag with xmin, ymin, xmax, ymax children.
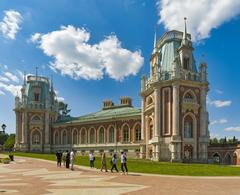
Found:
<box><xmin>1</xmin><ymin>124</ymin><xmax>6</xmax><ymax>134</ymax></box>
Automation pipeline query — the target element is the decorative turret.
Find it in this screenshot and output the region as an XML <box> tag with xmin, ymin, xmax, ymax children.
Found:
<box><xmin>200</xmin><ymin>56</ymin><xmax>208</xmax><ymax>82</ymax></box>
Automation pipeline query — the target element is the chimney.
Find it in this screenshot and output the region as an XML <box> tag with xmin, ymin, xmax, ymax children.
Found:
<box><xmin>103</xmin><ymin>100</ymin><xmax>114</xmax><ymax>110</ymax></box>
<box><xmin>120</xmin><ymin>97</ymin><xmax>132</xmax><ymax>107</ymax></box>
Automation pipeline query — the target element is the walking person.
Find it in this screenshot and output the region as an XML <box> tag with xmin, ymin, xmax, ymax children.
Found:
<box><xmin>111</xmin><ymin>153</ymin><xmax>119</xmax><ymax>173</ymax></box>
<box><xmin>65</xmin><ymin>150</ymin><xmax>70</xmax><ymax>169</ymax></box>
<box><xmin>70</xmin><ymin>149</ymin><xmax>75</xmax><ymax>171</ymax></box>
<box><xmin>100</xmin><ymin>152</ymin><xmax>108</xmax><ymax>172</ymax></box>
<box><xmin>89</xmin><ymin>152</ymin><xmax>95</xmax><ymax>168</ymax></box>
<box><xmin>56</xmin><ymin>150</ymin><xmax>62</xmax><ymax>167</ymax></box>
<box><xmin>121</xmin><ymin>152</ymin><xmax>128</xmax><ymax>175</ymax></box>
<box><xmin>62</xmin><ymin>150</ymin><xmax>67</xmax><ymax>166</ymax></box>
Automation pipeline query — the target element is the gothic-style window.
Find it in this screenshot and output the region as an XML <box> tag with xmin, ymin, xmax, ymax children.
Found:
<box><xmin>32</xmin><ymin>130</ymin><xmax>40</xmax><ymax>144</ymax></box>
<box><xmin>99</xmin><ymin>127</ymin><xmax>105</xmax><ymax>144</ymax></box>
<box><xmin>62</xmin><ymin>131</ymin><xmax>67</xmax><ymax>144</ymax></box>
<box><xmin>149</xmin><ymin>125</ymin><xmax>153</xmax><ymax>139</ymax></box>
<box><xmin>54</xmin><ymin>131</ymin><xmax>59</xmax><ymax>145</ymax></box>
<box><xmin>34</xmin><ymin>93</ymin><xmax>40</xmax><ymax>101</ymax></box>
<box><xmin>184</xmin><ymin>116</ymin><xmax>193</xmax><ymax>138</ymax></box>
<box><xmin>135</xmin><ymin>124</ymin><xmax>141</xmax><ymax>141</ymax></box>
<box><xmin>185</xmin><ymin>92</ymin><xmax>193</xmax><ymax>100</ymax></box>
<box><xmin>123</xmin><ymin>125</ymin><xmax>129</xmax><ymax>142</ymax></box>
<box><xmin>90</xmin><ymin>128</ymin><xmax>95</xmax><ymax>144</ymax></box>
<box><xmin>183</xmin><ymin>58</ymin><xmax>190</xmax><ymax>70</ymax></box>
<box><xmin>32</xmin><ymin>115</ymin><xmax>41</xmax><ymax>122</ymax></box>
<box><xmin>109</xmin><ymin>127</ymin><xmax>115</xmax><ymax>143</ymax></box>
<box><xmin>72</xmin><ymin>130</ymin><xmax>77</xmax><ymax>144</ymax></box>
<box><xmin>80</xmin><ymin>130</ymin><xmax>86</xmax><ymax>144</ymax></box>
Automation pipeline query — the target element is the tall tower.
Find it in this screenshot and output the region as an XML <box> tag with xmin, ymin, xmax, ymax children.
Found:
<box><xmin>140</xmin><ymin>19</ymin><xmax>209</xmax><ymax>162</ymax></box>
<box><xmin>14</xmin><ymin>73</ymin><xmax>59</xmax><ymax>152</ymax></box>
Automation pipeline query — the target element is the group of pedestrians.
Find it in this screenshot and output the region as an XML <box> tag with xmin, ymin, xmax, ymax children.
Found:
<box><xmin>56</xmin><ymin>150</ymin><xmax>128</xmax><ymax>175</ymax></box>
<box><xmin>99</xmin><ymin>151</ymin><xmax>128</xmax><ymax>175</ymax></box>
<box><xmin>56</xmin><ymin>149</ymin><xmax>75</xmax><ymax>170</ymax></box>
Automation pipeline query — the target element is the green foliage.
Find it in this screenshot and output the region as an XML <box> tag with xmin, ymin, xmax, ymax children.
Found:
<box><xmin>210</xmin><ymin>136</ymin><xmax>238</xmax><ymax>145</ymax></box>
<box><xmin>3</xmin><ymin>134</ymin><xmax>15</xmax><ymax>150</ymax></box>
<box><xmin>0</xmin><ymin>133</ymin><xmax>9</xmax><ymax>145</ymax></box>
<box><xmin>10</xmin><ymin>152</ymin><xmax>240</xmax><ymax>176</ymax></box>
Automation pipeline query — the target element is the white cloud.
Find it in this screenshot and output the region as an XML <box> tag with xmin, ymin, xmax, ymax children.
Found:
<box><xmin>0</xmin><ymin>67</ymin><xmax>23</xmax><ymax>96</ymax></box>
<box><xmin>56</xmin><ymin>96</ymin><xmax>65</xmax><ymax>102</ymax></box>
<box><xmin>0</xmin><ymin>76</ymin><xmax>10</xmax><ymax>82</ymax></box>
<box><xmin>207</xmin><ymin>97</ymin><xmax>232</xmax><ymax>108</ymax></box>
<box><xmin>4</xmin><ymin>72</ymin><xmax>20</xmax><ymax>83</ymax></box>
<box><xmin>215</xmin><ymin>89</ymin><xmax>223</xmax><ymax>94</ymax></box>
<box><xmin>0</xmin><ymin>90</ymin><xmax>5</xmax><ymax>95</ymax></box>
<box><xmin>157</xmin><ymin>0</ymin><xmax>240</xmax><ymax>41</ymax></box>
<box><xmin>0</xmin><ymin>10</ymin><xmax>22</xmax><ymax>40</ymax></box>
<box><xmin>31</xmin><ymin>25</ymin><xmax>144</xmax><ymax>81</ymax></box>
<box><xmin>225</xmin><ymin>126</ymin><xmax>240</xmax><ymax>132</ymax></box>
<box><xmin>210</xmin><ymin>118</ymin><xmax>228</xmax><ymax>125</ymax></box>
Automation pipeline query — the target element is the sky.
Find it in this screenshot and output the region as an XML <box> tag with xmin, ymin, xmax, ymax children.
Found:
<box><xmin>0</xmin><ymin>0</ymin><xmax>240</xmax><ymax>139</ymax></box>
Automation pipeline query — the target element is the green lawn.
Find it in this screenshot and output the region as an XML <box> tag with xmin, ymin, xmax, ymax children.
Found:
<box><xmin>5</xmin><ymin>152</ymin><xmax>240</xmax><ymax>176</ymax></box>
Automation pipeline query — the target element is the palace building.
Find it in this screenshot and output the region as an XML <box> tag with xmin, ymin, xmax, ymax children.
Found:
<box><xmin>14</xmin><ymin>20</ymin><xmax>210</xmax><ymax>162</ymax></box>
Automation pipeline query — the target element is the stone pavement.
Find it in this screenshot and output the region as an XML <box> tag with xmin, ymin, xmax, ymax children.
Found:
<box><xmin>0</xmin><ymin>157</ymin><xmax>240</xmax><ymax>195</ymax></box>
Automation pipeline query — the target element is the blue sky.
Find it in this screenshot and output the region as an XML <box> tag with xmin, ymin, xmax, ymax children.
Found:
<box><xmin>0</xmin><ymin>0</ymin><xmax>240</xmax><ymax>139</ymax></box>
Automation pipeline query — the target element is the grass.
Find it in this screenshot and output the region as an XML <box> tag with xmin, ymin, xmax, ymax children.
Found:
<box><xmin>4</xmin><ymin>152</ymin><xmax>240</xmax><ymax>176</ymax></box>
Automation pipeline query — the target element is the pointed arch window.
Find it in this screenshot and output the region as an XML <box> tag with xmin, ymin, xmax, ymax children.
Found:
<box><xmin>123</xmin><ymin>125</ymin><xmax>129</xmax><ymax>142</ymax></box>
<box><xmin>32</xmin><ymin>130</ymin><xmax>40</xmax><ymax>144</ymax></box>
<box><xmin>54</xmin><ymin>131</ymin><xmax>59</xmax><ymax>145</ymax></box>
<box><xmin>109</xmin><ymin>127</ymin><xmax>115</xmax><ymax>143</ymax></box>
<box><xmin>99</xmin><ymin>127</ymin><xmax>105</xmax><ymax>144</ymax></box>
<box><xmin>90</xmin><ymin>128</ymin><xmax>95</xmax><ymax>144</ymax></box>
<box><xmin>80</xmin><ymin>130</ymin><xmax>86</xmax><ymax>144</ymax></box>
<box><xmin>135</xmin><ymin>124</ymin><xmax>141</xmax><ymax>141</ymax></box>
<box><xmin>72</xmin><ymin>130</ymin><xmax>77</xmax><ymax>144</ymax></box>
<box><xmin>62</xmin><ymin>131</ymin><xmax>67</xmax><ymax>144</ymax></box>
<box><xmin>184</xmin><ymin>116</ymin><xmax>193</xmax><ymax>138</ymax></box>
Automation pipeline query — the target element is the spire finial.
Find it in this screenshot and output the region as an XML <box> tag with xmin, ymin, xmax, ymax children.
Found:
<box><xmin>153</xmin><ymin>26</ymin><xmax>157</xmax><ymax>53</ymax></box>
<box><xmin>23</xmin><ymin>71</ymin><xmax>26</xmax><ymax>85</ymax></box>
<box><xmin>35</xmin><ymin>66</ymin><xmax>38</xmax><ymax>81</ymax></box>
<box><xmin>51</xmin><ymin>74</ymin><xmax>54</xmax><ymax>91</ymax></box>
<box><xmin>182</xmin><ymin>17</ymin><xmax>189</xmax><ymax>46</ymax></box>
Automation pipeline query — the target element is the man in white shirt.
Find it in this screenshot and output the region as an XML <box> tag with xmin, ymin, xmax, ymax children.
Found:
<box><xmin>121</xmin><ymin>151</ymin><xmax>128</xmax><ymax>175</ymax></box>
<box><xmin>70</xmin><ymin>149</ymin><xmax>75</xmax><ymax>171</ymax></box>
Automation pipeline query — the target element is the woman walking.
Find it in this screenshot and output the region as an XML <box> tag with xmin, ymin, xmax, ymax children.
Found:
<box><xmin>111</xmin><ymin>153</ymin><xmax>118</xmax><ymax>173</ymax></box>
<box><xmin>100</xmin><ymin>152</ymin><xmax>108</xmax><ymax>172</ymax></box>
<box><xmin>121</xmin><ymin>152</ymin><xmax>128</xmax><ymax>175</ymax></box>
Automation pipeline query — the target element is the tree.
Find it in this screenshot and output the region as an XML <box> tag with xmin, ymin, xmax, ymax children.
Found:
<box><xmin>210</xmin><ymin>137</ymin><xmax>218</xmax><ymax>145</ymax></box>
<box><xmin>0</xmin><ymin>133</ymin><xmax>9</xmax><ymax>145</ymax></box>
<box><xmin>3</xmin><ymin>134</ymin><xmax>15</xmax><ymax>151</ymax></box>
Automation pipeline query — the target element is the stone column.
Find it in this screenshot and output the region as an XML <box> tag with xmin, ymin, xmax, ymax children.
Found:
<box><xmin>45</xmin><ymin>112</ymin><xmax>50</xmax><ymax>144</ymax></box>
<box><xmin>172</xmin><ymin>83</ymin><xmax>179</xmax><ymax>137</ymax></box>
<box><xmin>155</xmin><ymin>144</ymin><xmax>160</xmax><ymax>161</ymax></box>
<box><xmin>15</xmin><ymin>112</ymin><xmax>19</xmax><ymax>145</ymax></box>
<box><xmin>141</xmin><ymin>97</ymin><xmax>145</xmax><ymax>140</ymax></box>
<box><xmin>154</xmin><ymin>87</ymin><xmax>160</xmax><ymax>137</ymax></box>
<box><xmin>171</xmin><ymin>83</ymin><xmax>180</xmax><ymax>161</ymax></box>
<box><xmin>200</xmin><ymin>87</ymin><xmax>207</xmax><ymax>136</ymax></box>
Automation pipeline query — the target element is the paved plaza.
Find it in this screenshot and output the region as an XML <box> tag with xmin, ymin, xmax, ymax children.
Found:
<box><xmin>1</xmin><ymin>157</ymin><xmax>240</xmax><ymax>195</ymax></box>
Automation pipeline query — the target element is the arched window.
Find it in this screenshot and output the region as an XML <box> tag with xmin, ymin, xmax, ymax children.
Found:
<box><xmin>135</xmin><ymin>124</ymin><xmax>141</xmax><ymax>141</ymax></box>
<box><xmin>147</xmin><ymin>96</ymin><xmax>153</xmax><ymax>106</ymax></box>
<box><xmin>90</xmin><ymin>128</ymin><xmax>95</xmax><ymax>144</ymax></box>
<box><xmin>72</xmin><ymin>129</ymin><xmax>77</xmax><ymax>144</ymax></box>
<box><xmin>123</xmin><ymin>125</ymin><xmax>129</xmax><ymax>142</ymax></box>
<box><xmin>32</xmin><ymin>130</ymin><xmax>40</xmax><ymax>144</ymax></box>
<box><xmin>183</xmin><ymin>58</ymin><xmax>190</xmax><ymax>69</ymax></box>
<box><xmin>80</xmin><ymin>129</ymin><xmax>86</xmax><ymax>144</ymax></box>
<box><xmin>99</xmin><ymin>127</ymin><xmax>105</xmax><ymax>144</ymax></box>
<box><xmin>109</xmin><ymin>127</ymin><xmax>115</xmax><ymax>143</ymax></box>
<box><xmin>184</xmin><ymin>115</ymin><xmax>193</xmax><ymax>138</ymax></box>
<box><xmin>62</xmin><ymin>130</ymin><xmax>67</xmax><ymax>144</ymax></box>
<box><xmin>213</xmin><ymin>153</ymin><xmax>221</xmax><ymax>163</ymax></box>
<box><xmin>185</xmin><ymin>92</ymin><xmax>193</xmax><ymax>100</ymax></box>
<box><xmin>148</xmin><ymin>118</ymin><xmax>153</xmax><ymax>139</ymax></box>
<box><xmin>54</xmin><ymin>131</ymin><xmax>59</xmax><ymax>145</ymax></box>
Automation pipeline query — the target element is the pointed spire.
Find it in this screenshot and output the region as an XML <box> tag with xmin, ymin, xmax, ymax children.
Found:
<box><xmin>35</xmin><ymin>66</ymin><xmax>38</xmax><ymax>81</ymax></box>
<box><xmin>23</xmin><ymin>71</ymin><xmax>26</xmax><ymax>85</ymax></box>
<box><xmin>51</xmin><ymin>74</ymin><xmax>54</xmax><ymax>92</ymax></box>
<box><xmin>181</xmin><ymin>17</ymin><xmax>189</xmax><ymax>46</ymax></box>
<box><xmin>153</xmin><ymin>26</ymin><xmax>157</xmax><ymax>53</ymax></box>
